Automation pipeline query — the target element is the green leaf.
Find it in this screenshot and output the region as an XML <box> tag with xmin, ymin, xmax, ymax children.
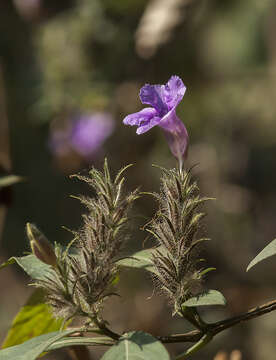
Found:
<box><xmin>182</xmin><ymin>290</ymin><xmax>226</xmax><ymax>307</ymax></box>
<box><xmin>0</xmin><ymin>175</ymin><xmax>23</xmax><ymax>188</ymax></box>
<box><xmin>117</xmin><ymin>247</ymin><xmax>168</xmax><ymax>274</ymax></box>
<box><xmin>101</xmin><ymin>331</ymin><xmax>170</xmax><ymax>360</ymax></box>
<box><xmin>0</xmin><ymin>329</ymin><xmax>76</xmax><ymax>360</ymax></box>
<box><xmin>246</xmin><ymin>239</ymin><xmax>276</xmax><ymax>272</ymax></box>
<box><xmin>2</xmin><ymin>289</ymin><xmax>64</xmax><ymax>349</ymax></box>
<box><xmin>0</xmin><ymin>254</ymin><xmax>52</xmax><ymax>280</ymax></box>
<box><xmin>117</xmin><ymin>249</ymin><xmax>155</xmax><ymax>273</ymax></box>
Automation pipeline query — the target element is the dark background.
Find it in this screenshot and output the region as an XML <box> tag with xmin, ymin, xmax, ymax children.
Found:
<box><xmin>0</xmin><ymin>1</ymin><xmax>276</xmax><ymax>359</ymax></box>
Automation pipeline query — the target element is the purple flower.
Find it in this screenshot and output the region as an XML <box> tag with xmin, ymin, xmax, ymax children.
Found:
<box><xmin>123</xmin><ymin>75</ymin><xmax>189</xmax><ymax>162</ymax></box>
<box><xmin>49</xmin><ymin>112</ymin><xmax>114</xmax><ymax>159</ymax></box>
<box><xmin>70</xmin><ymin>113</ymin><xmax>114</xmax><ymax>156</ymax></box>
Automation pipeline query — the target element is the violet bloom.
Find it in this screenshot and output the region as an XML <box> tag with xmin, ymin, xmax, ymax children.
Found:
<box><xmin>70</xmin><ymin>113</ymin><xmax>114</xmax><ymax>157</ymax></box>
<box><xmin>49</xmin><ymin>112</ymin><xmax>114</xmax><ymax>159</ymax></box>
<box><xmin>123</xmin><ymin>75</ymin><xmax>188</xmax><ymax>164</ymax></box>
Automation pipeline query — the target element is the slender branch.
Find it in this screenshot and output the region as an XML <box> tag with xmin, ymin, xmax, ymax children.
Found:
<box><xmin>181</xmin><ymin>307</ymin><xmax>208</xmax><ymax>331</ymax></box>
<box><xmin>99</xmin><ymin>326</ymin><xmax>120</xmax><ymax>341</ymax></box>
<box><xmin>94</xmin><ymin>317</ymin><xmax>121</xmax><ymax>341</ymax></box>
<box><xmin>157</xmin><ymin>330</ymin><xmax>202</xmax><ymax>344</ymax></box>
<box><xmin>64</xmin><ymin>299</ymin><xmax>276</xmax><ymax>353</ymax></box>
<box><xmin>46</xmin><ymin>299</ymin><xmax>276</xmax><ymax>360</ymax></box>
<box><xmin>176</xmin><ymin>333</ymin><xmax>213</xmax><ymax>360</ymax></box>
<box><xmin>210</xmin><ymin>299</ymin><xmax>276</xmax><ymax>335</ymax></box>
<box><xmin>158</xmin><ymin>299</ymin><xmax>276</xmax><ymax>344</ymax></box>
<box><xmin>169</xmin><ymin>299</ymin><xmax>276</xmax><ymax>359</ymax></box>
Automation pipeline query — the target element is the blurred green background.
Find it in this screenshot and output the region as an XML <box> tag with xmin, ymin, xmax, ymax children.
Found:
<box><xmin>0</xmin><ymin>0</ymin><xmax>276</xmax><ymax>359</ymax></box>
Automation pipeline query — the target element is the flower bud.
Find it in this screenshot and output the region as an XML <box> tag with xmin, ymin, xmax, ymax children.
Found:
<box><xmin>26</xmin><ymin>222</ymin><xmax>57</xmax><ymax>266</ymax></box>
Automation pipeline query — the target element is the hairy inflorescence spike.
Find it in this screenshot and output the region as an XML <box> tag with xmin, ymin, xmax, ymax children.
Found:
<box><xmin>147</xmin><ymin>168</ymin><xmax>212</xmax><ymax>314</ymax></box>
<box><xmin>33</xmin><ymin>160</ymin><xmax>139</xmax><ymax>321</ymax></box>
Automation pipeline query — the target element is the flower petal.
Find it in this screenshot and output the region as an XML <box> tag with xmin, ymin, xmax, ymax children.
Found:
<box><xmin>123</xmin><ymin>107</ymin><xmax>158</xmax><ymax>127</ymax></box>
<box><xmin>164</xmin><ymin>75</ymin><xmax>186</xmax><ymax>110</ymax></box>
<box><xmin>136</xmin><ymin>116</ymin><xmax>161</xmax><ymax>134</ymax></box>
<box><xmin>139</xmin><ymin>84</ymin><xmax>168</xmax><ymax>116</ymax></box>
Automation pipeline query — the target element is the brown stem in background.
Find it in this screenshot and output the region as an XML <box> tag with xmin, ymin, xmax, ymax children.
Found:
<box><xmin>0</xmin><ymin>61</ymin><xmax>11</xmax><ymax>245</ymax></box>
<box><xmin>66</xmin><ymin>331</ymin><xmax>93</xmax><ymax>360</ymax></box>
<box><xmin>67</xmin><ymin>345</ymin><xmax>93</xmax><ymax>360</ymax></box>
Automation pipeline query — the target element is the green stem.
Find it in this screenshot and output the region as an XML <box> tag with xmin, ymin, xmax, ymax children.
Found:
<box><xmin>95</xmin><ymin>316</ymin><xmax>121</xmax><ymax>341</ymax></box>
<box><xmin>178</xmin><ymin>158</ymin><xmax>183</xmax><ymax>174</ymax></box>
<box><xmin>181</xmin><ymin>306</ymin><xmax>208</xmax><ymax>331</ymax></box>
<box><xmin>175</xmin><ymin>333</ymin><xmax>213</xmax><ymax>359</ymax></box>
